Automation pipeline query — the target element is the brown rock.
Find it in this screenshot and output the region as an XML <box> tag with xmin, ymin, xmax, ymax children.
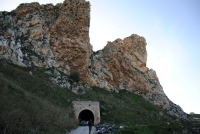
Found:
<box><xmin>0</xmin><ymin>0</ymin><xmax>92</xmax><ymax>81</ymax></box>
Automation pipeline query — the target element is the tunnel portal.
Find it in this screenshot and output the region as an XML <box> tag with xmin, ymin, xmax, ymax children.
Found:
<box><xmin>72</xmin><ymin>101</ymin><xmax>100</xmax><ymax>125</ymax></box>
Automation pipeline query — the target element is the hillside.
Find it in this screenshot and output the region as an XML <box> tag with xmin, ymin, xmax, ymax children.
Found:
<box><xmin>0</xmin><ymin>0</ymin><xmax>191</xmax><ymax>120</ymax></box>
<box><xmin>0</xmin><ymin>59</ymin><xmax>198</xmax><ymax>134</ymax></box>
<box><xmin>0</xmin><ymin>0</ymin><xmax>200</xmax><ymax>133</ymax></box>
<box><xmin>191</xmin><ymin>114</ymin><xmax>200</xmax><ymax>122</ymax></box>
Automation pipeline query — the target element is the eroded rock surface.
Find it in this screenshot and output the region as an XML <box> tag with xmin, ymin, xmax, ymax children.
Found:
<box><xmin>0</xmin><ymin>0</ymin><xmax>91</xmax><ymax>81</ymax></box>
<box><xmin>88</xmin><ymin>34</ymin><xmax>190</xmax><ymax>120</ymax></box>
<box><xmin>0</xmin><ymin>0</ymin><xmax>191</xmax><ymax>120</ymax></box>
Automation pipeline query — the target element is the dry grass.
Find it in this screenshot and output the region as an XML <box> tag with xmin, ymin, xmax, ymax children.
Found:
<box><xmin>0</xmin><ymin>60</ymin><xmax>76</xmax><ymax>134</ymax></box>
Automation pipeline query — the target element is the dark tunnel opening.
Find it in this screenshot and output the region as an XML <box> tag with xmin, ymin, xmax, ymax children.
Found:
<box><xmin>78</xmin><ymin>109</ymin><xmax>94</xmax><ymax>125</ymax></box>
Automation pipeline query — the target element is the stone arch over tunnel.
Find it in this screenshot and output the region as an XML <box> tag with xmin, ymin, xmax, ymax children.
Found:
<box><xmin>72</xmin><ymin>101</ymin><xmax>100</xmax><ymax>125</ymax></box>
<box><xmin>78</xmin><ymin>109</ymin><xmax>94</xmax><ymax>123</ymax></box>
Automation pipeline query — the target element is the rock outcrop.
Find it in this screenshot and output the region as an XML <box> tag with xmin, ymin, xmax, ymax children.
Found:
<box><xmin>0</xmin><ymin>0</ymin><xmax>191</xmax><ymax>120</ymax></box>
<box><xmin>0</xmin><ymin>0</ymin><xmax>91</xmax><ymax>81</ymax></box>
<box><xmin>88</xmin><ymin>35</ymin><xmax>189</xmax><ymax>120</ymax></box>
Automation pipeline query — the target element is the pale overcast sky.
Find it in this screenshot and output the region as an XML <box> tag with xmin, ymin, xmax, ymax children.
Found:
<box><xmin>0</xmin><ymin>0</ymin><xmax>200</xmax><ymax>114</ymax></box>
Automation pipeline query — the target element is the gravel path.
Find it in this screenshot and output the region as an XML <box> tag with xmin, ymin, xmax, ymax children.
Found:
<box><xmin>69</xmin><ymin>126</ymin><xmax>95</xmax><ymax>134</ymax></box>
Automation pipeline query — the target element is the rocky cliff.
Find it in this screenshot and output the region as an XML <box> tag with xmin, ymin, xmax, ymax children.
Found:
<box><xmin>0</xmin><ymin>0</ymin><xmax>91</xmax><ymax>82</ymax></box>
<box><xmin>0</xmin><ymin>0</ymin><xmax>190</xmax><ymax>120</ymax></box>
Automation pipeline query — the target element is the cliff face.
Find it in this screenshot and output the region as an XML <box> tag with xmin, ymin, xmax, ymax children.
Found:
<box><xmin>88</xmin><ymin>35</ymin><xmax>188</xmax><ymax>120</ymax></box>
<box><xmin>0</xmin><ymin>0</ymin><xmax>190</xmax><ymax>120</ymax></box>
<box><xmin>0</xmin><ymin>0</ymin><xmax>91</xmax><ymax>82</ymax></box>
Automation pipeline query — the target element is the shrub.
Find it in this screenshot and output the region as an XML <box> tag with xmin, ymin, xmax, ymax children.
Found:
<box><xmin>69</xmin><ymin>71</ymin><xmax>80</xmax><ymax>82</ymax></box>
<box><xmin>77</xmin><ymin>86</ymin><xmax>84</xmax><ymax>93</ymax></box>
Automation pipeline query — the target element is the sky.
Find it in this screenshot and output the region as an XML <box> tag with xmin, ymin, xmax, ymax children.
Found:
<box><xmin>0</xmin><ymin>0</ymin><xmax>200</xmax><ymax>114</ymax></box>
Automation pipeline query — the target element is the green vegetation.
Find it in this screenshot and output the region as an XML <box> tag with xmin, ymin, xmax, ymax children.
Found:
<box><xmin>190</xmin><ymin>114</ymin><xmax>200</xmax><ymax>122</ymax></box>
<box><xmin>0</xmin><ymin>59</ymin><xmax>197</xmax><ymax>133</ymax></box>
<box><xmin>68</xmin><ymin>71</ymin><xmax>80</xmax><ymax>83</ymax></box>
<box><xmin>191</xmin><ymin>114</ymin><xmax>200</xmax><ymax>118</ymax></box>
<box><xmin>0</xmin><ymin>60</ymin><xmax>76</xmax><ymax>134</ymax></box>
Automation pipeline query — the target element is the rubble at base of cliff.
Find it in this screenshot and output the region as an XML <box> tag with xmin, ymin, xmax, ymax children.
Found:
<box><xmin>44</xmin><ymin>69</ymin><xmax>91</xmax><ymax>94</ymax></box>
<box><xmin>94</xmin><ymin>124</ymin><xmax>120</xmax><ymax>134</ymax></box>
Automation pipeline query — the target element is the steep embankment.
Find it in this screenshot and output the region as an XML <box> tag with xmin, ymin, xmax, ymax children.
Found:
<box><xmin>0</xmin><ymin>60</ymin><xmax>77</xmax><ymax>133</ymax></box>
<box><xmin>0</xmin><ymin>0</ymin><xmax>191</xmax><ymax>121</ymax></box>
<box><xmin>0</xmin><ymin>60</ymin><xmax>194</xmax><ymax>134</ymax></box>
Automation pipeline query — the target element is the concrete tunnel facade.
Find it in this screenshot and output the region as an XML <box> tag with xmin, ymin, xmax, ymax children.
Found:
<box><xmin>72</xmin><ymin>101</ymin><xmax>100</xmax><ymax>125</ymax></box>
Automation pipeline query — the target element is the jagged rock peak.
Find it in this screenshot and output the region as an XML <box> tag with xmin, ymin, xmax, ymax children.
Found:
<box><xmin>0</xmin><ymin>0</ymin><xmax>92</xmax><ymax>81</ymax></box>
<box><xmin>104</xmin><ymin>34</ymin><xmax>148</xmax><ymax>73</ymax></box>
<box><xmin>87</xmin><ymin>34</ymin><xmax>190</xmax><ymax>120</ymax></box>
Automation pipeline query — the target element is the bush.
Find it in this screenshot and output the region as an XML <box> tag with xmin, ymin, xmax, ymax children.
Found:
<box><xmin>77</xmin><ymin>86</ymin><xmax>84</xmax><ymax>93</ymax></box>
<box><xmin>69</xmin><ymin>71</ymin><xmax>80</xmax><ymax>82</ymax></box>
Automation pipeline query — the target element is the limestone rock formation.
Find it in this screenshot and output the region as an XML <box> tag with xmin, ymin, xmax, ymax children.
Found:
<box><xmin>88</xmin><ymin>35</ymin><xmax>189</xmax><ymax>119</ymax></box>
<box><xmin>0</xmin><ymin>0</ymin><xmax>92</xmax><ymax>81</ymax></box>
<box><xmin>0</xmin><ymin>0</ymin><xmax>191</xmax><ymax>120</ymax></box>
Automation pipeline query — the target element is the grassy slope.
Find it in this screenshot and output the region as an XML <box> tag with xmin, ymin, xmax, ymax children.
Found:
<box><xmin>0</xmin><ymin>60</ymin><xmax>77</xmax><ymax>134</ymax></box>
<box><xmin>191</xmin><ymin>114</ymin><xmax>200</xmax><ymax>118</ymax></box>
<box><xmin>191</xmin><ymin>114</ymin><xmax>200</xmax><ymax>123</ymax></box>
<box><xmin>0</xmin><ymin>60</ymin><xmax>195</xmax><ymax>134</ymax></box>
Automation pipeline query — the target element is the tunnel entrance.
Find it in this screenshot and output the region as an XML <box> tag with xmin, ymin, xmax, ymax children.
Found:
<box><xmin>72</xmin><ymin>101</ymin><xmax>100</xmax><ymax>125</ymax></box>
<box><xmin>78</xmin><ymin>109</ymin><xmax>94</xmax><ymax>125</ymax></box>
